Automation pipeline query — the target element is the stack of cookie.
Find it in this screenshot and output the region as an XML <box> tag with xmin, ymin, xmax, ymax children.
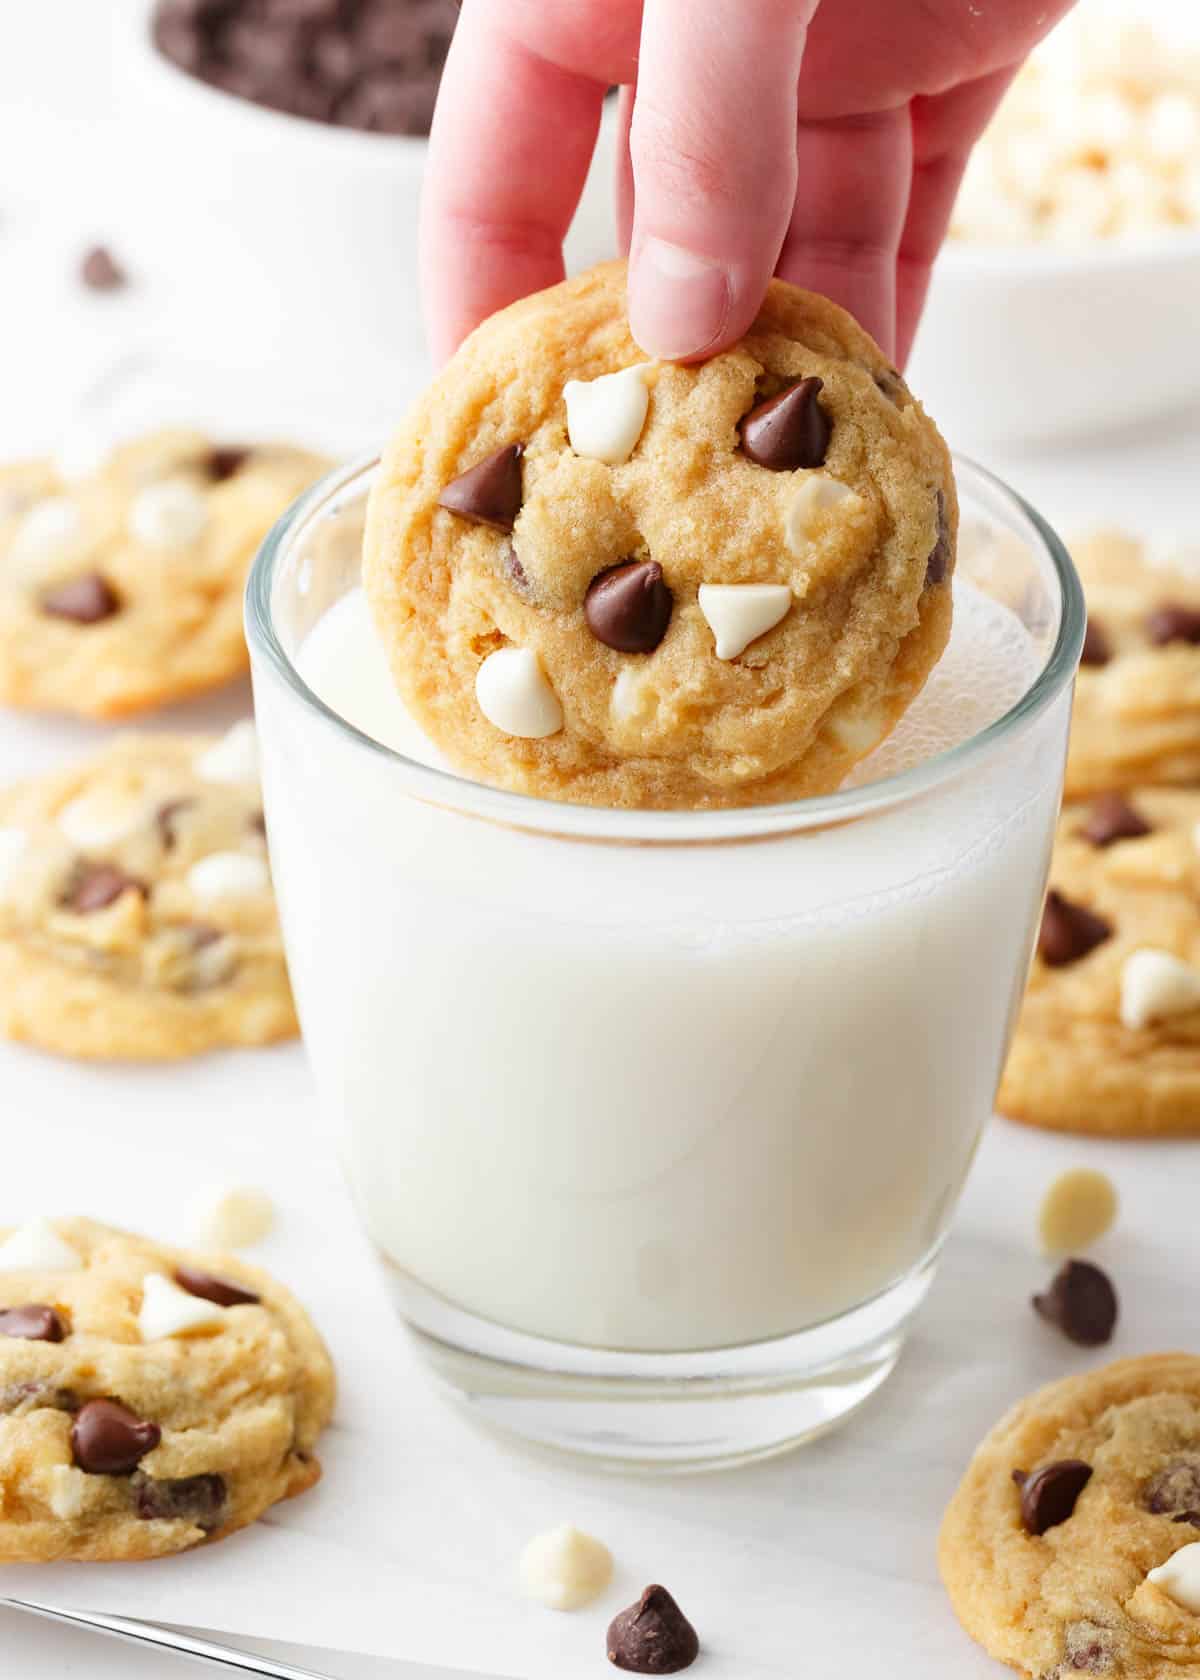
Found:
<box><xmin>999</xmin><ymin>529</ymin><xmax>1200</xmax><ymax>1136</ymax></box>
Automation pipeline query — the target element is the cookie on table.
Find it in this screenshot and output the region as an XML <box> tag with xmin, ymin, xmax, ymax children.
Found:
<box><xmin>0</xmin><ymin>428</ymin><xmax>329</xmax><ymax>718</ymax></box>
<box><xmin>0</xmin><ymin>729</ymin><xmax>297</xmax><ymax>1060</ymax></box>
<box><xmin>364</xmin><ymin>259</ymin><xmax>955</xmax><ymax>810</ymax></box>
<box><xmin>940</xmin><ymin>1354</ymin><xmax>1200</xmax><ymax>1679</ymax></box>
<box><xmin>997</xmin><ymin>786</ymin><xmax>1200</xmax><ymax>1136</ymax></box>
<box><xmin>0</xmin><ymin>1216</ymin><xmax>333</xmax><ymax>1561</ymax></box>
<box><xmin>1067</xmin><ymin>530</ymin><xmax>1200</xmax><ymax>798</ymax></box>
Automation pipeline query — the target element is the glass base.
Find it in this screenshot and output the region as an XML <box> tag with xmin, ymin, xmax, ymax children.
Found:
<box><xmin>379</xmin><ymin>1259</ymin><xmax>939</xmax><ymax>1472</ymax></box>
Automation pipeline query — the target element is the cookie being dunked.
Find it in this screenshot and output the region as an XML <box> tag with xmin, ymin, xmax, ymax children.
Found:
<box><xmin>364</xmin><ymin>261</ymin><xmax>956</xmax><ymax>810</ymax></box>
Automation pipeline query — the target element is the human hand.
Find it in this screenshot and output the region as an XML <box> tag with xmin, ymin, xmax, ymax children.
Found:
<box><xmin>421</xmin><ymin>0</ymin><xmax>1077</xmax><ymax>368</ymax></box>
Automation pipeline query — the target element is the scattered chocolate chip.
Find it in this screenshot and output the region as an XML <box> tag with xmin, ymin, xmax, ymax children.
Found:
<box><xmin>207</xmin><ymin>446</ymin><xmax>251</xmax><ymax>482</ymax></box>
<box><xmin>926</xmin><ymin>489</ymin><xmax>951</xmax><ymax>586</ymax></box>
<box><xmin>71</xmin><ymin>1399</ymin><xmax>161</xmax><ymax>1475</ymax></box>
<box><xmin>133</xmin><ymin>1470</ymin><xmax>227</xmax><ymax>1530</ymax></box>
<box><xmin>1080</xmin><ymin>617</ymin><xmax>1111</xmax><ymax>667</ymax></box>
<box><xmin>1147</xmin><ymin>604</ymin><xmax>1200</xmax><ymax>647</ymax></box>
<box><xmin>62</xmin><ymin>864</ymin><xmax>147</xmax><ymax>915</ymax></box>
<box><xmin>0</xmin><ymin>1305</ymin><xmax>67</xmax><ymax>1343</ymax></box>
<box><xmin>1033</xmin><ymin>1258</ymin><xmax>1118</xmax><ymax>1346</ymax></box>
<box><xmin>740</xmin><ymin>377</ymin><xmax>831</xmax><ymax>471</ymax></box>
<box><xmin>607</xmin><ymin>1586</ymin><xmax>699</xmax><ymax>1674</ymax></box>
<box><xmin>174</xmin><ymin>1266</ymin><xmax>260</xmax><ymax>1308</ymax></box>
<box><xmin>39</xmin><ymin>573</ymin><xmax>120</xmax><ymax>624</ymax></box>
<box><xmin>1079</xmin><ymin>793</ymin><xmax>1152</xmax><ymax>848</ymax></box>
<box><xmin>585</xmin><ymin>560</ymin><xmax>674</xmax><ymax>654</ymax></box>
<box><xmin>438</xmin><ymin>443</ymin><xmax>523</xmax><ymax>532</ymax></box>
<box><xmin>156</xmin><ymin>797</ymin><xmax>194</xmax><ymax>849</ymax></box>
<box><xmin>1145</xmin><ymin>1456</ymin><xmax>1200</xmax><ymax>1515</ymax></box>
<box><xmin>1014</xmin><ymin>1459</ymin><xmax>1094</xmax><ymax>1535</ymax></box>
<box><xmin>80</xmin><ymin>245</ymin><xmax>127</xmax><ymax>292</ymax></box>
<box><xmin>1038</xmin><ymin>890</ymin><xmax>1112</xmax><ymax>968</ymax></box>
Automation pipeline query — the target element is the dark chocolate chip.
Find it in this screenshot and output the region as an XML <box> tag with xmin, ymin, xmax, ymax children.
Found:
<box><xmin>224</xmin><ymin>16</ymin><xmax>306</xmax><ymax>77</ymax></box>
<box><xmin>133</xmin><ymin>1470</ymin><xmax>227</xmax><ymax>1530</ymax></box>
<box><xmin>1038</xmin><ymin>890</ymin><xmax>1112</xmax><ymax>968</ymax></box>
<box><xmin>874</xmin><ymin>367</ymin><xmax>908</xmax><ymax>405</ymax></box>
<box><xmin>1147</xmin><ymin>603</ymin><xmax>1200</xmax><ymax>646</ymax></box>
<box><xmin>80</xmin><ymin>246</ymin><xmax>127</xmax><ymax>292</ymax></box>
<box><xmin>739</xmin><ymin>378</ymin><xmax>830</xmax><ymax>471</ymax></box>
<box><xmin>1080</xmin><ymin>617</ymin><xmax>1111</xmax><ymax>667</ymax></box>
<box><xmin>1079</xmin><ymin>794</ymin><xmax>1152</xmax><ymax>848</ymax></box>
<box><xmin>62</xmin><ymin>864</ymin><xmax>147</xmax><ymax>915</ymax></box>
<box><xmin>502</xmin><ymin>541</ymin><xmax>529</xmax><ymax>593</ymax></box>
<box><xmin>174</xmin><ymin>1266</ymin><xmax>260</xmax><ymax>1308</ymax></box>
<box><xmin>71</xmin><ymin>1399</ymin><xmax>161</xmax><ymax>1475</ymax></box>
<box><xmin>248</xmin><ymin>809</ymin><xmax>267</xmax><ymax>838</ymax></box>
<box><xmin>1145</xmin><ymin>1456</ymin><xmax>1200</xmax><ymax>1515</ymax></box>
<box><xmin>40</xmin><ymin>573</ymin><xmax>120</xmax><ymax>624</ymax></box>
<box><xmin>335</xmin><ymin>66</ymin><xmax>438</xmax><ymax>134</ymax></box>
<box><xmin>0</xmin><ymin>1381</ymin><xmax>78</xmax><ymax>1415</ymax></box>
<box><xmin>585</xmin><ymin>560</ymin><xmax>674</xmax><ymax>654</ymax></box>
<box><xmin>1033</xmin><ymin>1259</ymin><xmax>1118</xmax><ymax>1346</ymax></box>
<box><xmin>182</xmin><ymin>922</ymin><xmax>223</xmax><ymax>950</ymax></box>
<box><xmin>437</xmin><ymin>444</ymin><xmax>523</xmax><ymax>532</ymax></box>
<box><xmin>1014</xmin><ymin>1459</ymin><xmax>1094</xmax><ymax>1535</ymax></box>
<box><xmin>607</xmin><ymin>1586</ymin><xmax>699</xmax><ymax>1675</ymax></box>
<box><xmin>207</xmin><ymin>446</ymin><xmax>251</xmax><ymax>482</ymax></box>
<box><xmin>926</xmin><ymin>489</ymin><xmax>951</xmax><ymax>586</ymax></box>
<box><xmin>156</xmin><ymin>797</ymin><xmax>194</xmax><ymax>849</ymax></box>
<box><xmin>1062</xmin><ymin>1624</ymin><xmax>1113</xmax><ymax>1673</ymax></box>
<box><xmin>0</xmin><ymin>1305</ymin><xmax>67</xmax><ymax>1343</ymax></box>
<box><xmin>1174</xmin><ymin>1512</ymin><xmax>1200</xmax><ymax>1528</ymax></box>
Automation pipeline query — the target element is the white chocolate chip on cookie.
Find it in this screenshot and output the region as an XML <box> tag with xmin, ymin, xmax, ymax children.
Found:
<box><xmin>195</xmin><ymin>721</ymin><xmax>260</xmax><ymax>786</ymax></box>
<box><xmin>129</xmin><ymin>480</ymin><xmax>209</xmax><ymax>549</ymax></box>
<box><xmin>1149</xmin><ymin>1543</ymin><xmax>1200</xmax><ymax>1615</ymax></box>
<box><xmin>138</xmin><ymin>1272</ymin><xmax>226</xmax><ymax>1340</ymax></box>
<box><xmin>475</xmin><ymin>647</ymin><xmax>563</xmax><ymax>738</ymax></box>
<box><xmin>785</xmin><ymin>473</ymin><xmax>863</xmax><ymax>556</ymax></box>
<box><xmin>698</xmin><ymin>584</ymin><xmax>792</xmax><ymax>660</ymax></box>
<box><xmin>564</xmin><ymin>365</ymin><xmax>651</xmax><ymax>465</ymax></box>
<box><xmin>0</xmin><ymin>1218</ymin><xmax>81</xmax><ymax>1272</ymax></box>
<box><xmin>58</xmin><ymin>788</ymin><xmax>147</xmax><ymax>851</ymax></box>
<box><xmin>188</xmin><ymin>851</ymin><xmax>271</xmax><ymax>904</ymax></box>
<box><xmin>11</xmin><ymin>498</ymin><xmax>83</xmax><ymax>567</ymax></box>
<box><xmin>1120</xmin><ymin>948</ymin><xmax>1200</xmax><ymax>1030</ymax></box>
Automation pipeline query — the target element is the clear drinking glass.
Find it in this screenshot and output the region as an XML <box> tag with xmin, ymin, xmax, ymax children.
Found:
<box><xmin>247</xmin><ymin>456</ymin><xmax>1083</xmax><ymax>1470</ymax></box>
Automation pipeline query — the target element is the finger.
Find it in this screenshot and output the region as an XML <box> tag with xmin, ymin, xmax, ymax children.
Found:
<box><xmin>614</xmin><ymin>82</ymin><xmax>636</xmax><ymax>256</ymax></box>
<box><xmin>895</xmin><ymin>67</ymin><xmax>1018</xmax><ymax>364</ymax></box>
<box><xmin>420</xmin><ymin>8</ymin><xmax>607</xmax><ymax>363</ymax></box>
<box><xmin>627</xmin><ymin>0</ymin><xmax>813</xmax><ymax>361</ymax></box>
<box><xmin>775</xmin><ymin>106</ymin><xmax>912</xmax><ymax>359</ymax></box>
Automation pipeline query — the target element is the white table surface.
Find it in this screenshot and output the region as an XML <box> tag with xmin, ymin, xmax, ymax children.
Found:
<box><xmin>4</xmin><ymin>5</ymin><xmax>1200</xmax><ymax>1678</ymax></box>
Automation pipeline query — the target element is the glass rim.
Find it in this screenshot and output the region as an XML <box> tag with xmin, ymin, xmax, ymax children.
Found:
<box><xmin>245</xmin><ymin>452</ymin><xmax>1085</xmax><ymax>843</ymax></box>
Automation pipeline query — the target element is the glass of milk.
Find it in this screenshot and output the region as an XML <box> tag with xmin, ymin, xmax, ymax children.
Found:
<box><xmin>247</xmin><ymin>457</ymin><xmax>1083</xmax><ymax>1469</ymax></box>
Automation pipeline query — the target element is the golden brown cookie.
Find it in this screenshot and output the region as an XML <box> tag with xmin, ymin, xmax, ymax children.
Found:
<box><xmin>0</xmin><ymin>1217</ymin><xmax>333</xmax><ymax>1562</ymax></box>
<box><xmin>0</xmin><ymin>730</ymin><xmax>297</xmax><ymax>1060</ymax></box>
<box><xmin>998</xmin><ymin>786</ymin><xmax>1200</xmax><ymax>1136</ymax></box>
<box><xmin>364</xmin><ymin>260</ymin><xmax>955</xmax><ymax>810</ymax></box>
<box><xmin>1068</xmin><ymin>531</ymin><xmax>1200</xmax><ymax>799</ymax></box>
<box><xmin>0</xmin><ymin>428</ymin><xmax>329</xmax><ymax>718</ymax></box>
<box><xmin>940</xmin><ymin>1354</ymin><xmax>1200</xmax><ymax>1679</ymax></box>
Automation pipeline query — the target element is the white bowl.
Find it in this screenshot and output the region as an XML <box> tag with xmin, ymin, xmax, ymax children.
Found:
<box><xmin>908</xmin><ymin>230</ymin><xmax>1200</xmax><ymax>449</ymax></box>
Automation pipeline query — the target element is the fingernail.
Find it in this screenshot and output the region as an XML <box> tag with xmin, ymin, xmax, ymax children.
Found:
<box><xmin>629</xmin><ymin>238</ymin><xmax>731</xmax><ymax>361</ymax></box>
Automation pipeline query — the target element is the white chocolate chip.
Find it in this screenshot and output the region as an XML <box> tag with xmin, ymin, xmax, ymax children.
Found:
<box><xmin>44</xmin><ymin>1465</ymin><xmax>89</xmax><ymax>1521</ymax></box>
<box><xmin>1149</xmin><ymin>1543</ymin><xmax>1200</xmax><ymax>1614</ymax></box>
<box><xmin>785</xmin><ymin>473</ymin><xmax>864</xmax><ymax>556</ymax></box>
<box><xmin>1119</xmin><ymin>949</ymin><xmax>1200</xmax><ymax>1030</ymax></box>
<box><xmin>519</xmin><ymin>1524</ymin><xmax>614</xmax><ymax>1611</ymax></box>
<box><xmin>564</xmin><ymin>365</ymin><xmax>651</xmax><ymax>465</ymax></box>
<box><xmin>0</xmin><ymin>1218</ymin><xmax>81</xmax><ymax>1272</ymax></box>
<box><xmin>611</xmin><ymin>666</ymin><xmax>646</xmax><ymax>724</ymax></box>
<box><xmin>188</xmin><ymin>851</ymin><xmax>270</xmax><ymax>904</ymax></box>
<box><xmin>1038</xmin><ymin>1168</ymin><xmax>1118</xmax><ymax>1256</ymax></box>
<box><xmin>698</xmin><ymin>583</ymin><xmax>792</xmax><ymax>660</ymax></box>
<box><xmin>0</xmin><ymin>827</ymin><xmax>28</xmax><ymax>901</ymax></box>
<box><xmin>11</xmin><ymin>498</ymin><xmax>84</xmax><ymax>566</ymax></box>
<box><xmin>189</xmin><ymin>1185</ymin><xmax>275</xmax><ymax>1250</ymax></box>
<box><xmin>129</xmin><ymin>479</ymin><xmax>209</xmax><ymax>548</ymax></box>
<box><xmin>194</xmin><ymin>721</ymin><xmax>260</xmax><ymax>786</ymax></box>
<box><xmin>57</xmin><ymin>789</ymin><xmax>147</xmax><ymax>851</ymax></box>
<box><xmin>475</xmin><ymin>647</ymin><xmax>563</xmax><ymax>739</ymax></box>
<box><xmin>138</xmin><ymin>1273</ymin><xmax>226</xmax><ymax>1340</ymax></box>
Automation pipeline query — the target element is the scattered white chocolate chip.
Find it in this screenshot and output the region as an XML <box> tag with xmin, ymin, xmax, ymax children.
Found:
<box><xmin>0</xmin><ymin>1218</ymin><xmax>81</xmax><ymax>1272</ymax></box>
<box><xmin>564</xmin><ymin>365</ymin><xmax>651</xmax><ymax>465</ymax></box>
<box><xmin>57</xmin><ymin>789</ymin><xmax>147</xmax><ymax>851</ymax></box>
<box><xmin>187</xmin><ymin>851</ymin><xmax>271</xmax><ymax>903</ymax></box>
<box><xmin>0</xmin><ymin>827</ymin><xmax>28</xmax><ymax>901</ymax></box>
<box><xmin>189</xmin><ymin>1184</ymin><xmax>275</xmax><ymax>1250</ymax></box>
<box><xmin>475</xmin><ymin>647</ymin><xmax>563</xmax><ymax>739</ymax></box>
<box><xmin>698</xmin><ymin>583</ymin><xmax>793</xmax><ymax>660</ymax></box>
<box><xmin>1149</xmin><ymin>1543</ymin><xmax>1200</xmax><ymax>1614</ymax></box>
<box><xmin>129</xmin><ymin>479</ymin><xmax>209</xmax><ymax>548</ymax></box>
<box><xmin>1119</xmin><ymin>948</ymin><xmax>1200</xmax><ymax>1030</ymax></box>
<box><xmin>138</xmin><ymin>1273</ymin><xmax>225</xmax><ymax>1341</ymax></box>
<box><xmin>519</xmin><ymin>1524</ymin><xmax>614</xmax><ymax>1611</ymax></box>
<box><xmin>195</xmin><ymin>721</ymin><xmax>260</xmax><ymax>786</ymax></box>
<box><xmin>1038</xmin><ymin>1168</ymin><xmax>1118</xmax><ymax>1257</ymax></box>
<box><xmin>11</xmin><ymin>498</ymin><xmax>83</xmax><ymax>565</ymax></box>
<box><xmin>785</xmin><ymin>473</ymin><xmax>863</xmax><ymax>555</ymax></box>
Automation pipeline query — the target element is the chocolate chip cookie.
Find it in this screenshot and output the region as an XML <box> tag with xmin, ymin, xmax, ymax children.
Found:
<box><xmin>0</xmin><ymin>1217</ymin><xmax>333</xmax><ymax>1561</ymax></box>
<box><xmin>998</xmin><ymin>787</ymin><xmax>1200</xmax><ymax>1136</ymax></box>
<box><xmin>1068</xmin><ymin>531</ymin><xmax>1200</xmax><ymax>798</ymax></box>
<box><xmin>0</xmin><ymin>428</ymin><xmax>329</xmax><ymax>718</ymax></box>
<box><xmin>940</xmin><ymin>1355</ymin><xmax>1200</xmax><ymax>1679</ymax></box>
<box><xmin>364</xmin><ymin>260</ymin><xmax>955</xmax><ymax>809</ymax></box>
<box><xmin>0</xmin><ymin>730</ymin><xmax>297</xmax><ymax>1060</ymax></box>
